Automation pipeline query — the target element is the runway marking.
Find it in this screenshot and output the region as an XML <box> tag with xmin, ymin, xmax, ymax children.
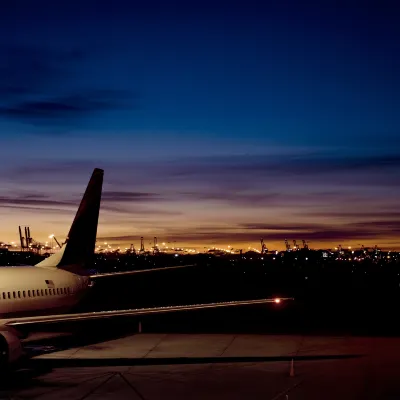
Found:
<box><xmin>142</xmin><ymin>333</ymin><xmax>169</xmax><ymax>359</ymax></box>
<box><xmin>77</xmin><ymin>373</ymin><xmax>116</xmax><ymax>400</ymax></box>
<box><xmin>270</xmin><ymin>379</ymin><xmax>303</xmax><ymax>400</ymax></box>
<box><xmin>206</xmin><ymin>335</ymin><xmax>238</xmax><ymax>371</ymax></box>
<box><xmin>218</xmin><ymin>335</ymin><xmax>237</xmax><ymax>357</ymax></box>
<box><xmin>120</xmin><ymin>372</ymin><xmax>147</xmax><ymax>400</ymax></box>
<box><xmin>17</xmin><ymin>372</ymin><xmax>112</xmax><ymax>400</ymax></box>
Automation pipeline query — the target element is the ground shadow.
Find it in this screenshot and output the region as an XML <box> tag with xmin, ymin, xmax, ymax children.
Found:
<box><xmin>27</xmin><ymin>353</ymin><xmax>363</xmax><ymax>368</ymax></box>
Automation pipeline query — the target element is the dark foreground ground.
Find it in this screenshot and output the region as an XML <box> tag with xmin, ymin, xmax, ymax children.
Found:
<box><xmin>2</xmin><ymin>258</ymin><xmax>400</xmax><ymax>398</ymax></box>
<box><xmin>4</xmin><ymin>327</ymin><xmax>400</xmax><ymax>400</ymax></box>
<box><xmin>6</xmin><ymin>295</ymin><xmax>400</xmax><ymax>400</ymax></box>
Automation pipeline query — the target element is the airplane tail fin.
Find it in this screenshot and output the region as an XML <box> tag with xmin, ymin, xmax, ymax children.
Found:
<box><xmin>36</xmin><ymin>168</ymin><xmax>104</xmax><ymax>273</ymax></box>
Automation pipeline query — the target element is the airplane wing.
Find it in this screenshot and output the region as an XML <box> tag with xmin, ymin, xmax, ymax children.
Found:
<box><xmin>89</xmin><ymin>264</ymin><xmax>197</xmax><ymax>279</ymax></box>
<box><xmin>5</xmin><ymin>297</ymin><xmax>293</xmax><ymax>327</ymax></box>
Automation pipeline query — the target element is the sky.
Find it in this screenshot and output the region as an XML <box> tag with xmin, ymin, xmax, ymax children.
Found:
<box><xmin>0</xmin><ymin>0</ymin><xmax>399</xmax><ymax>251</ymax></box>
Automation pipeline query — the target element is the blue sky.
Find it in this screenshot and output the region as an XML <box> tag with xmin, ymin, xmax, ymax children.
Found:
<box><xmin>0</xmin><ymin>0</ymin><xmax>399</xmax><ymax>250</ymax></box>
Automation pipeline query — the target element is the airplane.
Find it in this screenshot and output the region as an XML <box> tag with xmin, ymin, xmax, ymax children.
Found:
<box><xmin>0</xmin><ymin>168</ymin><xmax>292</xmax><ymax>368</ymax></box>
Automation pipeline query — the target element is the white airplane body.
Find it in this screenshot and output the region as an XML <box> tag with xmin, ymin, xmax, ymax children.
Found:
<box><xmin>0</xmin><ymin>168</ymin><xmax>291</xmax><ymax>368</ymax></box>
<box><xmin>0</xmin><ymin>266</ymin><xmax>87</xmax><ymax>318</ymax></box>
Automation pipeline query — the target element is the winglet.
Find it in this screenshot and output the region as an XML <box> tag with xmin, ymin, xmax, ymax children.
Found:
<box><xmin>36</xmin><ymin>168</ymin><xmax>103</xmax><ymax>271</ymax></box>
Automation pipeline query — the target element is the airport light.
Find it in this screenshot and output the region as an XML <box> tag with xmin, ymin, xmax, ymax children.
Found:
<box><xmin>274</xmin><ymin>298</ymin><xmax>281</xmax><ymax>304</ymax></box>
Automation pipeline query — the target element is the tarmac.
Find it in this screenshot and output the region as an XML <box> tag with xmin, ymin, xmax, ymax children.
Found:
<box><xmin>2</xmin><ymin>333</ymin><xmax>400</xmax><ymax>399</ymax></box>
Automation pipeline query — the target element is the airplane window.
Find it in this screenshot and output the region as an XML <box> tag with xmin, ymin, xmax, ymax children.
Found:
<box><xmin>7</xmin><ymin>292</ymin><xmax>10</xmax><ymax>299</ymax></box>
<box><xmin>18</xmin><ymin>291</ymin><xmax>21</xmax><ymax>298</ymax></box>
<box><xmin>45</xmin><ymin>289</ymin><xmax>48</xmax><ymax>295</ymax></box>
<box><xmin>37</xmin><ymin>290</ymin><xmax>40</xmax><ymax>296</ymax></box>
<box><xmin>28</xmin><ymin>290</ymin><xmax>31</xmax><ymax>297</ymax></box>
<box><xmin>23</xmin><ymin>291</ymin><xmax>26</xmax><ymax>298</ymax></box>
<box><xmin>64</xmin><ymin>288</ymin><xmax>67</xmax><ymax>294</ymax></box>
<box><xmin>41</xmin><ymin>289</ymin><xmax>44</xmax><ymax>296</ymax></box>
<box><xmin>53</xmin><ymin>289</ymin><xmax>56</xmax><ymax>295</ymax></box>
<box><xmin>2</xmin><ymin>293</ymin><xmax>5</xmax><ymax>299</ymax></box>
<box><xmin>32</xmin><ymin>290</ymin><xmax>35</xmax><ymax>297</ymax></box>
<box><xmin>56</xmin><ymin>288</ymin><xmax>59</xmax><ymax>295</ymax></box>
<box><xmin>13</xmin><ymin>292</ymin><xmax>16</xmax><ymax>298</ymax></box>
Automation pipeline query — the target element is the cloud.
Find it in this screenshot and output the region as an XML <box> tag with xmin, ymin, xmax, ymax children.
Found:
<box><xmin>0</xmin><ymin>196</ymin><xmax>72</xmax><ymax>208</ymax></box>
<box><xmin>0</xmin><ymin>204</ymin><xmax>73</xmax><ymax>214</ymax></box>
<box><xmin>240</xmin><ymin>222</ymin><xmax>324</xmax><ymax>231</ymax></box>
<box><xmin>167</xmin><ymin>226</ymin><xmax>393</xmax><ymax>244</ymax></box>
<box><xmin>0</xmin><ymin>45</ymin><xmax>136</xmax><ymax>127</ymax></box>
<box><xmin>132</xmin><ymin>218</ymin><xmax>399</xmax><ymax>245</ymax></box>
<box><xmin>102</xmin><ymin>191</ymin><xmax>162</xmax><ymax>202</ymax></box>
<box><xmin>2</xmin><ymin>155</ymin><xmax>400</xmax><ymax>248</ymax></box>
<box><xmin>0</xmin><ymin>90</ymin><xmax>134</xmax><ymax>125</ymax></box>
<box><xmin>96</xmin><ymin>226</ymin><xmax>384</xmax><ymax>246</ymax></box>
<box><xmin>7</xmin><ymin>151</ymin><xmax>400</xmax><ymax>185</ymax></box>
<box><xmin>0</xmin><ymin>45</ymin><xmax>82</xmax><ymax>98</ymax></box>
<box><xmin>307</xmin><ymin>210</ymin><xmax>400</xmax><ymax>218</ymax></box>
<box><xmin>0</xmin><ymin>192</ymin><xmax>139</xmax><ymax>215</ymax></box>
<box><xmin>164</xmin><ymin>154</ymin><xmax>400</xmax><ymax>179</ymax></box>
<box><xmin>178</xmin><ymin>190</ymin><xmax>281</xmax><ymax>206</ymax></box>
<box><xmin>350</xmin><ymin>220</ymin><xmax>400</xmax><ymax>233</ymax></box>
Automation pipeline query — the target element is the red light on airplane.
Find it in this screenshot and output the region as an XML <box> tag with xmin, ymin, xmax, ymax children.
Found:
<box><xmin>274</xmin><ymin>298</ymin><xmax>281</xmax><ymax>304</ymax></box>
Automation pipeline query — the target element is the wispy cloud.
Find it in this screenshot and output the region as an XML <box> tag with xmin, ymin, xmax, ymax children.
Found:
<box><xmin>240</xmin><ymin>222</ymin><xmax>324</xmax><ymax>231</ymax></box>
<box><xmin>0</xmin><ymin>195</ymin><xmax>72</xmax><ymax>208</ymax></box>
<box><xmin>102</xmin><ymin>191</ymin><xmax>162</xmax><ymax>202</ymax></box>
<box><xmin>96</xmin><ymin>227</ymin><xmax>383</xmax><ymax>246</ymax></box>
<box><xmin>0</xmin><ymin>91</ymin><xmax>133</xmax><ymax>124</ymax></box>
<box><xmin>0</xmin><ymin>45</ymin><xmax>137</xmax><ymax>128</ymax></box>
<box><xmin>1</xmin><ymin>153</ymin><xmax>400</xmax><ymax>248</ymax></box>
<box><xmin>0</xmin><ymin>45</ymin><xmax>83</xmax><ymax>98</ymax></box>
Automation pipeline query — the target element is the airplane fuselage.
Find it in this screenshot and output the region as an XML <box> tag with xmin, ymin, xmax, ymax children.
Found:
<box><xmin>0</xmin><ymin>267</ymin><xmax>90</xmax><ymax>321</ymax></box>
